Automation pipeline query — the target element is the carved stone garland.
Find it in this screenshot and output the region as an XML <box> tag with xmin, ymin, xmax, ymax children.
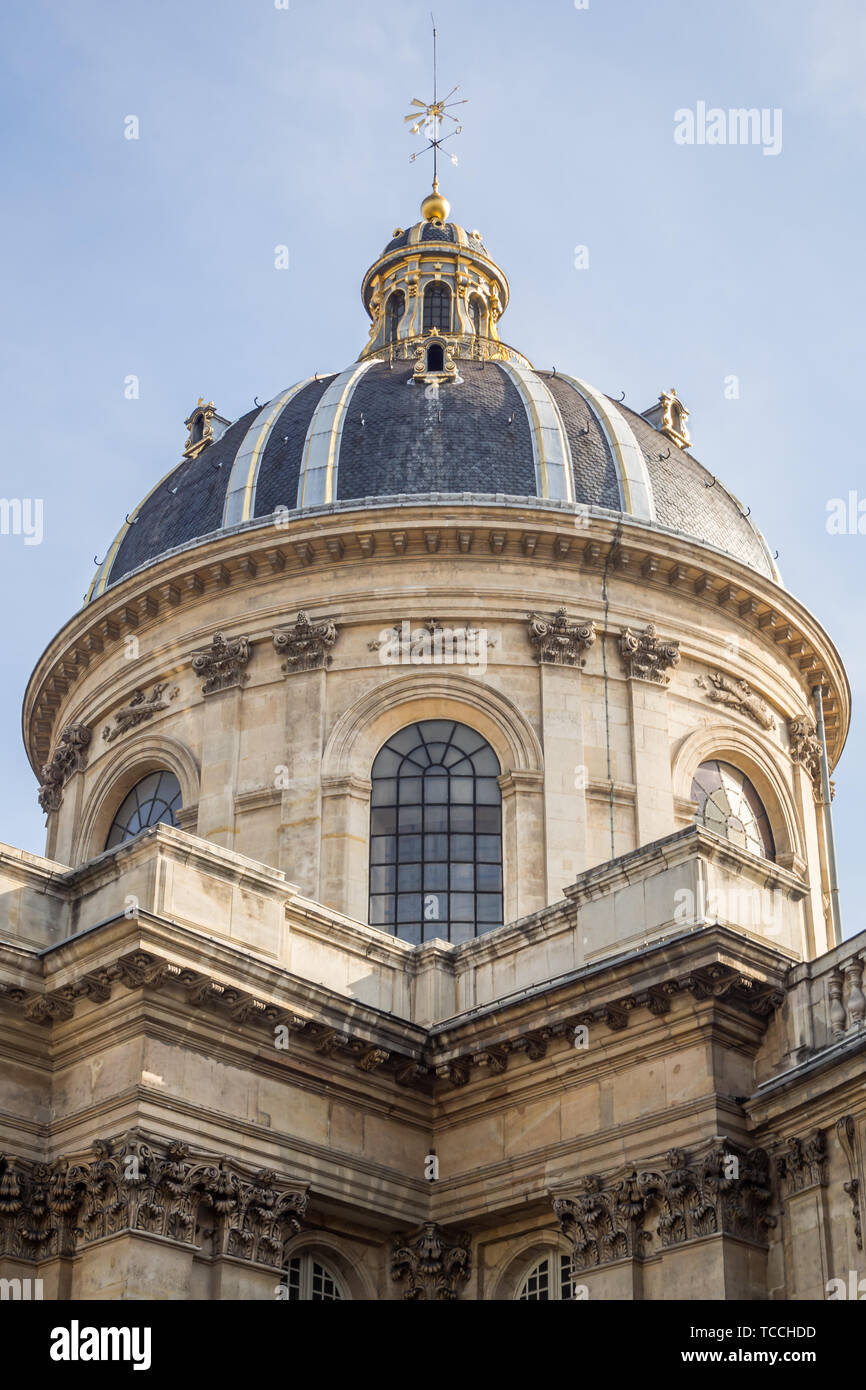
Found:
<box><xmin>272</xmin><ymin>611</ymin><xmax>338</xmax><ymax>673</ymax></box>
<box><xmin>554</xmin><ymin>1143</ymin><xmax>775</xmax><ymax>1271</ymax></box>
<box><xmin>391</xmin><ymin>1222</ymin><xmax>471</xmax><ymax>1300</ymax></box>
<box><xmin>526</xmin><ymin>608</ymin><xmax>596</xmax><ymax>667</ymax></box>
<box><xmin>102</xmin><ymin>684</ymin><xmax>179</xmax><ymax>743</ymax></box>
<box><xmin>191</xmin><ymin>632</ymin><xmax>251</xmax><ymax>695</ymax></box>
<box><xmin>695</xmin><ymin>671</ymin><xmax>775</xmax><ymax>730</ymax></box>
<box><xmin>37</xmin><ymin>724</ymin><xmax>92</xmax><ymax>813</ymax></box>
<box><xmin>619</xmin><ymin>624</ymin><xmax>680</xmax><ymax>685</ymax></box>
<box><xmin>0</xmin><ymin>1132</ymin><xmax>307</xmax><ymax>1268</ymax></box>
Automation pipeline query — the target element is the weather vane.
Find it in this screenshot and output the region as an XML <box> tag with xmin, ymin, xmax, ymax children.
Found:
<box><xmin>405</xmin><ymin>17</ymin><xmax>466</xmax><ymax>190</ymax></box>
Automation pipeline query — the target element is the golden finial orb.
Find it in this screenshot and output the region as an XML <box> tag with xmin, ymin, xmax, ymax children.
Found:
<box><xmin>421</xmin><ymin>179</ymin><xmax>451</xmax><ymax>223</ymax></box>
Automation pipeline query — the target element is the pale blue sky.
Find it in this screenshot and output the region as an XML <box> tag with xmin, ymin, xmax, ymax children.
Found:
<box><xmin>1</xmin><ymin>0</ymin><xmax>863</xmax><ymax>933</ymax></box>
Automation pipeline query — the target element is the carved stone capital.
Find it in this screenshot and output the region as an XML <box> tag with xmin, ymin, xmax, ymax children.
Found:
<box><xmin>619</xmin><ymin>624</ymin><xmax>680</xmax><ymax>684</ymax></box>
<box><xmin>788</xmin><ymin>714</ymin><xmax>822</xmax><ymax>782</ymax></box>
<box><xmin>37</xmin><ymin>724</ymin><xmax>92</xmax><ymax>813</ymax></box>
<box><xmin>554</xmin><ymin>1142</ymin><xmax>774</xmax><ymax>1271</ymax></box>
<box><xmin>775</xmin><ymin>1129</ymin><xmax>828</xmax><ymax>1198</ymax></box>
<box><xmin>0</xmin><ymin>1133</ymin><xmax>307</xmax><ymax>1268</ymax></box>
<box><xmin>527</xmin><ymin>608</ymin><xmax>596</xmax><ymax>666</ymax></box>
<box><xmin>191</xmin><ymin>632</ymin><xmax>251</xmax><ymax>695</ymax></box>
<box><xmin>391</xmin><ymin>1222</ymin><xmax>471</xmax><ymax>1300</ymax></box>
<box><xmin>273</xmin><ymin>611</ymin><xmax>338</xmax><ymax>674</ymax></box>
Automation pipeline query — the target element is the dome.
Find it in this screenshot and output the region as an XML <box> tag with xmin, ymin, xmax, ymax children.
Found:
<box><xmin>88</xmin><ymin>193</ymin><xmax>779</xmax><ymax>601</ymax></box>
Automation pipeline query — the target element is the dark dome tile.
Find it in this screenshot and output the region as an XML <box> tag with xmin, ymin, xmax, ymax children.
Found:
<box><xmin>253</xmin><ymin>376</ymin><xmax>335</xmax><ymax>518</ymax></box>
<box><xmin>108</xmin><ymin>408</ymin><xmax>260</xmax><ymax>586</ymax></box>
<box><xmin>335</xmin><ymin>361</ymin><xmax>536</xmax><ymax>502</ymax></box>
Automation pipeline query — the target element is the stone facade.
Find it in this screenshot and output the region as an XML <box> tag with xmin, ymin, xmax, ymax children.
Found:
<box><xmin>2</xmin><ymin>191</ymin><xmax>860</xmax><ymax>1302</ymax></box>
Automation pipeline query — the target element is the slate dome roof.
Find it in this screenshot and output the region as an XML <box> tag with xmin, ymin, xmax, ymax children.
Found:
<box><xmin>88</xmin><ymin>359</ymin><xmax>778</xmax><ymax>600</ymax></box>
<box><xmin>88</xmin><ymin>196</ymin><xmax>779</xmax><ymax>601</ymax></box>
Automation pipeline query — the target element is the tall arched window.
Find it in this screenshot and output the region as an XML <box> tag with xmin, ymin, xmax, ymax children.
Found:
<box><xmin>691</xmin><ymin>760</ymin><xmax>775</xmax><ymax>861</ymax></box>
<box><xmin>191</xmin><ymin>412</ymin><xmax>205</xmax><ymax>443</ymax></box>
<box><xmin>105</xmin><ymin>771</ymin><xmax>182</xmax><ymax>849</ymax></box>
<box><xmin>423</xmin><ymin>281</ymin><xmax>451</xmax><ymax>333</ymax></box>
<box><xmin>369</xmin><ymin>720</ymin><xmax>503</xmax><ymax>944</ymax></box>
<box><xmin>516</xmin><ymin>1253</ymin><xmax>576</xmax><ymax>1301</ymax></box>
<box><xmin>280</xmin><ymin>1253</ymin><xmax>346</xmax><ymax>1301</ymax></box>
<box><xmin>385</xmin><ymin>290</ymin><xmax>404</xmax><ymax>343</ymax></box>
<box><xmin>469</xmin><ymin>293</ymin><xmax>485</xmax><ymax>337</ymax></box>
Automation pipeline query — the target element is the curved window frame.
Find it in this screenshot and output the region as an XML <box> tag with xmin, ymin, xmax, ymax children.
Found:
<box><xmin>280</xmin><ymin>1252</ymin><xmax>346</xmax><ymax>1301</ymax></box>
<box><xmin>385</xmin><ymin>289</ymin><xmax>405</xmax><ymax>344</ymax></box>
<box><xmin>469</xmin><ymin>293</ymin><xmax>486</xmax><ymax>337</ymax></box>
<box><xmin>425</xmin><ymin>341</ymin><xmax>445</xmax><ymax>372</ymax></box>
<box><xmin>691</xmin><ymin>759</ymin><xmax>776</xmax><ymax>861</ymax></box>
<box><xmin>516</xmin><ymin>1252</ymin><xmax>576</xmax><ymax>1301</ymax></box>
<box><xmin>104</xmin><ymin>770</ymin><xmax>182</xmax><ymax>850</ymax></box>
<box><xmin>423</xmin><ymin>281</ymin><xmax>452</xmax><ymax>333</ymax></box>
<box><xmin>369</xmin><ymin>719</ymin><xmax>503</xmax><ymax>944</ymax></box>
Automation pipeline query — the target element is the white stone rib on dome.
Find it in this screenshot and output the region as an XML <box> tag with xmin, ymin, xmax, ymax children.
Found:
<box><xmin>296</xmin><ymin>360</ymin><xmax>378</xmax><ymax>507</ymax></box>
<box><xmin>497</xmin><ymin>362</ymin><xmax>575</xmax><ymax>503</ymax></box>
<box><xmin>554</xmin><ymin>374</ymin><xmax>656</xmax><ymax>523</ymax></box>
<box><xmin>223</xmin><ymin>379</ymin><xmax>316</xmax><ymax>528</ymax></box>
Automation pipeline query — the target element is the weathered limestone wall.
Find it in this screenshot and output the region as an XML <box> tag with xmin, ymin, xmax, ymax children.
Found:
<box><xmin>24</xmin><ymin>507</ymin><xmax>843</xmax><ymax>963</ymax></box>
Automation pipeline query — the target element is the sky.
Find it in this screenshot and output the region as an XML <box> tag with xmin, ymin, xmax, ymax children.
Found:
<box><xmin>0</xmin><ymin>0</ymin><xmax>863</xmax><ymax>935</ymax></box>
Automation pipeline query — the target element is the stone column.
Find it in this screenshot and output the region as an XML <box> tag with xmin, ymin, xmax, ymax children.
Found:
<box><xmin>72</xmin><ymin>1232</ymin><xmax>197</xmax><ymax>1300</ymax></box>
<box><xmin>47</xmin><ymin>768</ymin><xmax>87</xmax><ymax>865</ymax></box>
<box><xmin>789</xmin><ymin>760</ymin><xmax>823</xmax><ymax>956</ymax></box>
<box><xmin>626</xmin><ymin>675</ymin><xmax>675</xmax><ymax>848</ymax></box>
<box><xmin>498</xmin><ymin>769</ymin><xmax>546</xmax><ymax>920</ymax></box>
<box><xmin>617</xmin><ymin>623</ymin><xmax>679</xmax><ymax>849</ymax></box>
<box><xmin>538</xmin><ymin>662</ymin><xmax>589</xmax><ymax>900</ymax></box>
<box><xmin>776</xmin><ymin>1130</ymin><xmax>831</xmax><ymax>1300</ymax></box>
<box><xmin>319</xmin><ymin>775</ymin><xmax>373</xmax><ymax>920</ymax></box>
<box><xmin>196</xmin><ymin>685</ymin><xmax>243</xmax><ymax>848</ymax></box>
<box><xmin>277</xmin><ymin>666</ymin><xmax>327</xmax><ymax>899</ymax></box>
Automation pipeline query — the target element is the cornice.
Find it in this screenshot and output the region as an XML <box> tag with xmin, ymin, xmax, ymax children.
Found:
<box><xmin>23</xmin><ymin>505</ymin><xmax>849</xmax><ymax>777</ymax></box>
<box><xmin>0</xmin><ymin>907</ymin><xmax>791</xmax><ymax>1095</ymax></box>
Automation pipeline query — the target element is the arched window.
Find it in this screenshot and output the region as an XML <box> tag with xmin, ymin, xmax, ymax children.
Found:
<box><xmin>516</xmin><ymin>1253</ymin><xmax>576</xmax><ymax>1301</ymax></box>
<box><xmin>385</xmin><ymin>290</ymin><xmax>404</xmax><ymax>343</ymax></box>
<box><xmin>423</xmin><ymin>281</ymin><xmax>451</xmax><ymax>332</ymax></box>
<box><xmin>369</xmin><ymin>719</ymin><xmax>503</xmax><ymax>944</ymax></box>
<box><xmin>469</xmin><ymin>293</ymin><xmax>485</xmax><ymax>337</ymax></box>
<box><xmin>191</xmin><ymin>413</ymin><xmax>205</xmax><ymax>443</ymax></box>
<box><xmin>105</xmin><ymin>771</ymin><xmax>182</xmax><ymax>849</ymax></box>
<box><xmin>280</xmin><ymin>1253</ymin><xmax>346</xmax><ymax>1301</ymax></box>
<box><xmin>691</xmin><ymin>760</ymin><xmax>775</xmax><ymax>861</ymax></box>
<box><xmin>426</xmin><ymin>342</ymin><xmax>445</xmax><ymax>372</ymax></box>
